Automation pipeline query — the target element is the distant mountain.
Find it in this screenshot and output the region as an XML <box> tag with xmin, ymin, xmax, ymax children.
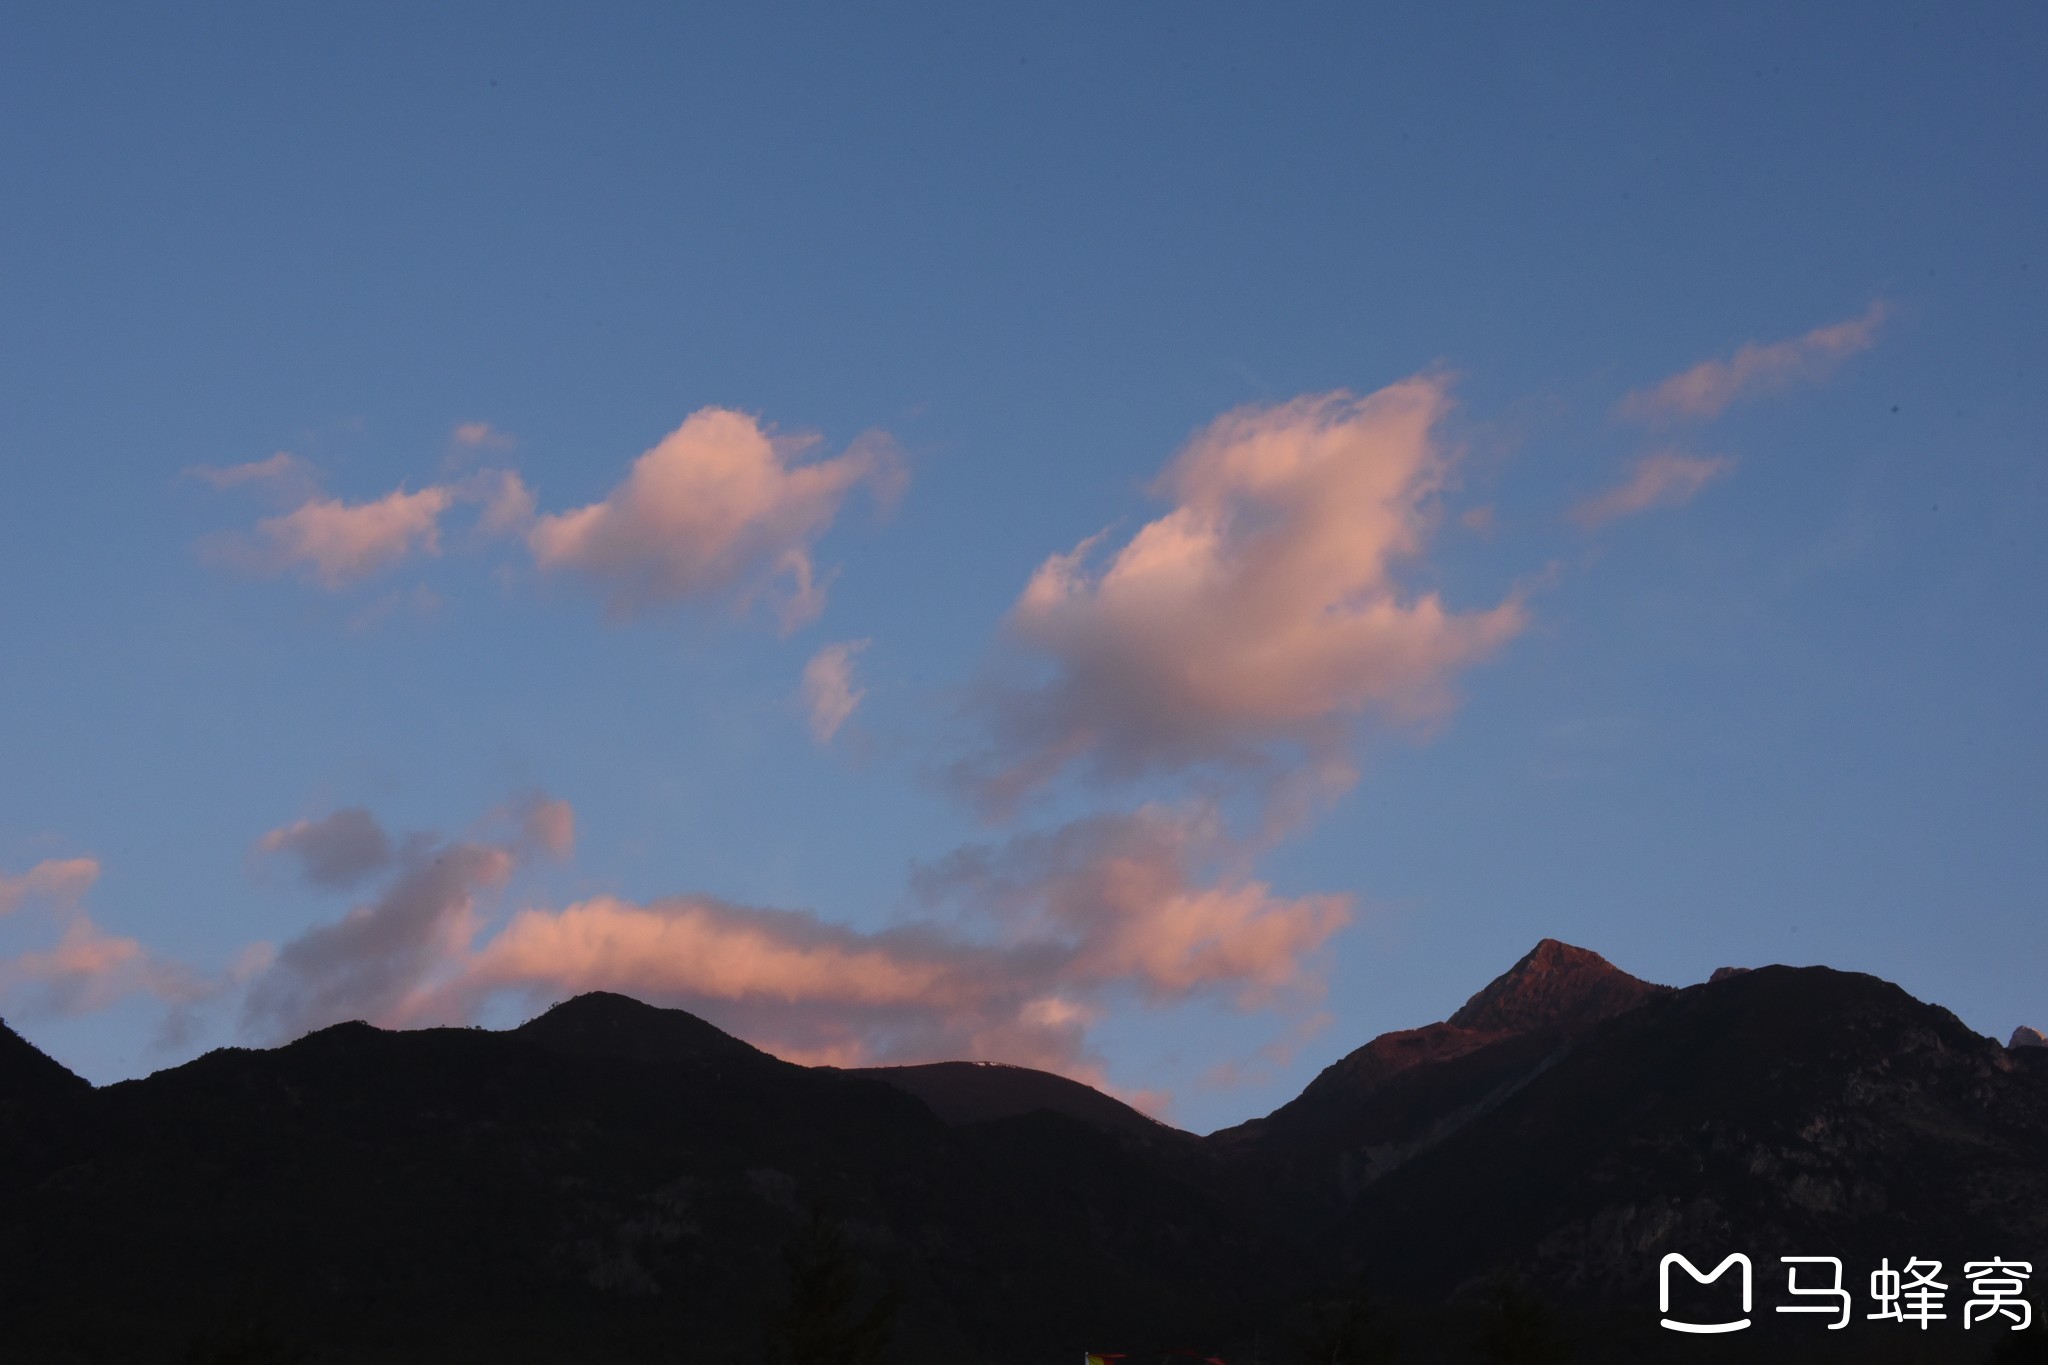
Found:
<box><xmin>1332</xmin><ymin>962</ymin><xmax>2048</xmax><ymax>1357</ymax></box>
<box><xmin>1208</xmin><ymin>939</ymin><xmax>1671</xmax><ymax>1222</ymax></box>
<box><xmin>3</xmin><ymin>943</ymin><xmax>2045</xmax><ymax>1363</ymax></box>
<box><xmin>848</xmin><ymin>1060</ymin><xmax>1180</xmax><ymax>1142</ymax></box>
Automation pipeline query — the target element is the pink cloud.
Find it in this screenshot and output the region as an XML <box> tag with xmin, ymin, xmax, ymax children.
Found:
<box><xmin>193</xmin><ymin>409</ymin><xmax>897</xmax><ymax>621</ymax></box>
<box><xmin>0</xmin><ymin>856</ymin><xmax>100</xmax><ymax>915</ymax></box>
<box><xmin>472</xmin><ymin>468</ymin><xmax>536</xmax><ymax>535</ymax></box>
<box><xmin>1</xmin><ymin>918</ymin><xmax>150</xmax><ymax>1015</ymax></box>
<box><xmin>528</xmin><ymin>409</ymin><xmax>904</xmax><ymax>628</ymax></box>
<box><xmin>958</xmin><ymin>379</ymin><xmax>1525</xmax><ymax>813</ymax></box>
<box><xmin>803</xmin><ymin>639</ymin><xmax>870</xmax><ymax>743</ymax></box>
<box><xmin>232</xmin><ymin>485</ymin><xmax>457</xmax><ymax>588</ymax></box>
<box><xmin>915</xmin><ymin>804</ymin><xmax>1351</xmax><ymax>1008</ymax></box>
<box><xmin>1616</xmin><ymin>302</ymin><xmax>1888</xmax><ymax>423</ymax></box>
<box><xmin>198</xmin><ymin>462</ymin><xmax>532</xmax><ymax>589</ymax></box>
<box><xmin>463</xmin><ymin>897</ymin><xmax>975</xmax><ymax>1010</ymax></box>
<box><xmin>0</xmin><ymin>857</ymin><xmax>210</xmax><ymax>1016</ymax></box>
<box><xmin>519</xmin><ymin>796</ymin><xmax>576</xmax><ymax>859</ymax></box>
<box><xmin>183</xmin><ymin>452</ymin><xmax>314</xmax><ymax>492</ymax></box>
<box><xmin>451</xmin><ymin>421</ymin><xmax>514</xmax><ymax>452</ymax></box>
<box><xmin>448</xmin><ymin>891</ymin><xmax>1100</xmax><ymax>1074</ymax></box>
<box><xmin>1570</xmin><ymin>451</ymin><xmax>1735</xmax><ymax>528</ymax></box>
<box><xmin>277</xmin><ymin>872</ymin><xmax>1092</xmax><ymax>1071</ymax></box>
<box><xmin>235</xmin><ymin>798</ymin><xmax>1343</xmax><ymax>1085</ymax></box>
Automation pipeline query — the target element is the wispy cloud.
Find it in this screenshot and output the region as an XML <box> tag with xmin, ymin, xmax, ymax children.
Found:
<box><xmin>0</xmin><ymin>856</ymin><xmax>101</xmax><ymax>916</ymax></box>
<box><xmin>211</xmin><ymin>485</ymin><xmax>458</xmax><ymax>588</ymax></box>
<box><xmin>239</xmin><ymin>794</ymin><xmax>575</xmax><ymax>1040</ymax></box>
<box><xmin>0</xmin><ymin>857</ymin><xmax>212</xmax><ymax>1017</ymax></box>
<box><xmin>913</xmin><ymin>804</ymin><xmax>1350</xmax><ymax>1009</ymax></box>
<box><xmin>200</xmin><ymin>464</ymin><xmax>535</xmax><ymax>590</ymax></box>
<box><xmin>193</xmin><ymin>410</ymin><xmax>902</xmax><ymax>630</ymax></box>
<box><xmin>517</xmin><ymin>795</ymin><xmax>576</xmax><ymax>859</ymax></box>
<box><xmin>226</xmin><ymin>795</ymin><xmax>1343</xmax><ymax>1085</ymax></box>
<box><xmin>183</xmin><ymin>452</ymin><xmax>314</xmax><ymax>492</ymax></box>
<box><xmin>1616</xmin><ymin>302</ymin><xmax>1887</xmax><ymax>423</ymax></box>
<box><xmin>450</xmin><ymin>421</ymin><xmax>514</xmax><ymax>453</ymax></box>
<box><xmin>528</xmin><ymin>409</ymin><xmax>904</xmax><ymax>629</ymax></box>
<box><xmin>422</xmin><ymin>805</ymin><xmax>1347</xmax><ymax>1073</ymax></box>
<box><xmin>440</xmin><ymin>893</ymin><xmax>1074</xmax><ymax>1069</ymax></box>
<box><xmin>1570</xmin><ymin>451</ymin><xmax>1734</xmax><ymax>528</ymax></box>
<box><xmin>803</xmin><ymin>640</ymin><xmax>871</xmax><ymax>744</ymax></box>
<box><xmin>474</xmin><ymin>468</ymin><xmax>536</xmax><ymax>535</ymax></box>
<box><xmin>954</xmin><ymin>379</ymin><xmax>1524</xmax><ymax>815</ymax></box>
<box><xmin>1196</xmin><ymin>1009</ymin><xmax>1335</xmax><ymax>1093</ymax></box>
<box><xmin>243</xmin><ymin>836</ymin><xmax>516</xmax><ymax>1041</ymax></box>
<box><xmin>257</xmin><ymin>808</ymin><xmax>396</xmax><ymax>890</ymax></box>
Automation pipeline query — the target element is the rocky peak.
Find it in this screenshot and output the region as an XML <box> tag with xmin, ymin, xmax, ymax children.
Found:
<box><xmin>1446</xmin><ymin>938</ymin><xmax>1669</xmax><ymax>1035</ymax></box>
<box><xmin>1243</xmin><ymin>940</ymin><xmax>1672</xmax><ymax>1151</ymax></box>
<box><xmin>2010</xmin><ymin>1026</ymin><xmax>2046</xmax><ymax>1050</ymax></box>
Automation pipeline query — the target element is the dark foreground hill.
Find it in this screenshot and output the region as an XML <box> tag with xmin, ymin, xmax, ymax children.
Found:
<box><xmin>845</xmin><ymin>1060</ymin><xmax>1179</xmax><ymax>1142</ymax></box>
<box><xmin>4</xmin><ymin>947</ymin><xmax>2047</xmax><ymax>1364</ymax></box>
<box><xmin>0</xmin><ymin>993</ymin><xmax>1293</xmax><ymax>1364</ymax></box>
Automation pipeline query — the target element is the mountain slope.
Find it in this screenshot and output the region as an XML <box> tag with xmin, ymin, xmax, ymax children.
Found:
<box><xmin>1211</xmin><ymin>940</ymin><xmax>1671</xmax><ymax>1220</ymax></box>
<box><xmin>1447</xmin><ymin>938</ymin><xmax>1670</xmax><ymax>1034</ymax></box>
<box><xmin>4</xmin><ymin>944</ymin><xmax>2047</xmax><ymax>1362</ymax></box>
<box><xmin>512</xmin><ymin>988</ymin><xmax>785</xmax><ymax>1072</ymax></box>
<box><xmin>0</xmin><ymin>1017</ymin><xmax>89</xmax><ymax>1103</ymax></box>
<box><xmin>1337</xmin><ymin>964</ymin><xmax>2048</xmax><ymax>1322</ymax></box>
<box><xmin>0</xmin><ymin>1002</ymin><xmax>1291</xmax><ymax>1365</ymax></box>
<box><xmin>849</xmin><ymin>1060</ymin><xmax>1181</xmax><ymax>1141</ymax></box>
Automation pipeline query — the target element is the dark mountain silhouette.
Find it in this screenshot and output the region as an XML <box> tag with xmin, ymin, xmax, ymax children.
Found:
<box><xmin>848</xmin><ymin>1060</ymin><xmax>1178</xmax><ymax>1141</ymax></box>
<box><xmin>0</xmin><ymin>1017</ymin><xmax>90</xmax><ymax>1103</ymax></box>
<box><xmin>0</xmin><ymin>1007</ymin><xmax>1291</xmax><ymax>1364</ymax></box>
<box><xmin>1325</xmin><ymin>963</ymin><xmax>2048</xmax><ymax>1360</ymax></box>
<box><xmin>512</xmin><ymin>988</ymin><xmax>784</xmax><ymax>1072</ymax></box>
<box><xmin>3</xmin><ymin>943</ymin><xmax>2045</xmax><ymax>1363</ymax></box>
<box><xmin>1206</xmin><ymin>940</ymin><xmax>1671</xmax><ymax>1225</ymax></box>
<box><xmin>1235</xmin><ymin>939</ymin><xmax>1668</xmax><ymax>1144</ymax></box>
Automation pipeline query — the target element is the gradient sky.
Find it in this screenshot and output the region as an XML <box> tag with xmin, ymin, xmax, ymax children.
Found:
<box><xmin>2</xmin><ymin>3</ymin><xmax>2043</xmax><ymax>1133</ymax></box>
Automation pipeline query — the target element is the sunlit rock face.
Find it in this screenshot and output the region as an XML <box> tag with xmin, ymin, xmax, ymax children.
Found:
<box><xmin>1447</xmin><ymin>938</ymin><xmax>1672</xmax><ymax>1035</ymax></box>
<box><xmin>2010</xmin><ymin>1025</ymin><xmax>2046</xmax><ymax>1049</ymax></box>
<box><xmin>1255</xmin><ymin>937</ymin><xmax>1670</xmax><ymax>1124</ymax></box>
<box><xmin>1200</xmin><ymin>941</ymin><xmax>1675</xmax><ymax>1229</ymax></box>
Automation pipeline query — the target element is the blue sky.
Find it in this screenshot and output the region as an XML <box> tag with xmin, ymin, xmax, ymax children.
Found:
<box><xmin>1</xmin><ymin>3</ymin><xmax>2042</xmax><ymax>1132</ymax></box>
